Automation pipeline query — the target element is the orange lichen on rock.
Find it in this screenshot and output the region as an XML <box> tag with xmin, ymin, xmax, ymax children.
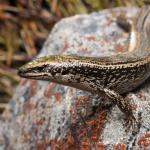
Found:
<box><xmin>44</xmin><ymin>83</ymin><xmax>56</xmax><ymax>97</ymax></box>
<box><xmin>138</xmin><ymin>133</ymin><xmax>150</xmax><ymax>150</ymax></box>
<box><xmin>97</xmin><ymin>143</ymin><xmax>107</xmax><ymax>150</ymax></box>
<box><xmin>113</xmin><ymin>143</ymin><xmax>126</xmax><ymax>150</ymax></box>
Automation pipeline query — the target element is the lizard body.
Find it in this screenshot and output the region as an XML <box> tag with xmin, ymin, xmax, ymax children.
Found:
<box><xmin>18</xmin><ymin>6</ymin><xmax>150</xmax><ymax>128</ymax></box>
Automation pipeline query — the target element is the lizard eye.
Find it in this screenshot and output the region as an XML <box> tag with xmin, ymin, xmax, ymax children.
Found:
<box><xmin>61</xmin><ymin>70</ymin><xmax>68</xmax><ymax>75</ymax></box>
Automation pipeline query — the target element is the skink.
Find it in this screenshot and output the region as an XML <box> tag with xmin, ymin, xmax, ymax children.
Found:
<box><xmin>18</xmin><ymin>6</ymin><xmax>150</xmax><ymax>128</ymax></box>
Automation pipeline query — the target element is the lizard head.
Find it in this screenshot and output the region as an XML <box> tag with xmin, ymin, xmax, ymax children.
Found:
<box><xmin>18</xmin><ymin>55</ymin><xmax>82</xmax><ymax>84</ymax></box>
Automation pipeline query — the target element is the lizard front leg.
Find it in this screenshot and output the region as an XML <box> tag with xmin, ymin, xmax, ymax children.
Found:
<box><xmin>79</xmin><ymin>80</ymin><xmax>136</xmax><ymax>131</ymax></box>
<box><xmin>86</xmin><ymin>83</ymin><xmax>136</xmax><ymax>131</ymax></box>
<box><xmin>101</xmin><ymin>88</ymin><xmax>136</xmax><ymax>130</ymax></box>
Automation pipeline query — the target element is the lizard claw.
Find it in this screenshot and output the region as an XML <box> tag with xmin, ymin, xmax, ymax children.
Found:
<box><xmin>124</xmin><ymin>114</ymin><xmax>137</xmax><ymax>132</ymax></box>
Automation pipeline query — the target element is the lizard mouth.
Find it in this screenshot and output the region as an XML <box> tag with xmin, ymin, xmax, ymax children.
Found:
<box><xmin>18</xmin><ymin>62</ymin><xmax>42</xmax><ymax>78</ymax></box>
<box><xmin>18</xmin><ymin>67</ymin><xmax>45</xmax><ymax>80</ymax></box>
<box><xmin>18</xmin><ymin>63</ymin><xmax>56</xmax><ymax>80</ymax></box>
<box><xmin>18</xmin><ymin>67</ymin><xmax>33</xmax><ymax>78</ymax></box>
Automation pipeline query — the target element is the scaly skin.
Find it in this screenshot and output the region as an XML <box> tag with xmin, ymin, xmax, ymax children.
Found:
<box><xmin>18</xmin><ymin>6</ymin><xmax>150</xmax><ymax>129</ymax></box>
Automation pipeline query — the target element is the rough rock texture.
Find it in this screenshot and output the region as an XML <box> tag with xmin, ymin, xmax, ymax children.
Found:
<box><xmin>0</xmin><ymin>7</ymin><xmax>150</xmax><ymax>150</ymax></box>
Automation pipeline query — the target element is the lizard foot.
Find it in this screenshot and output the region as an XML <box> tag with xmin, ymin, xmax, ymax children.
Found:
<box><xmin>124</xmin><ymin>114</ymin><xmax>137</xmax><ymax>132</ymax></box>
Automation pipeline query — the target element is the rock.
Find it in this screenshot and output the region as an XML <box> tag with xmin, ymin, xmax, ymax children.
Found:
<box><xmin>1</xmin><ymin>7</ymin><xmax>150</xmax><ymax>150</ymax></box>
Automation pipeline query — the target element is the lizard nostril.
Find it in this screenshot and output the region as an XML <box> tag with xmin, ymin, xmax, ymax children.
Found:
<box><xmin>18</xmin><ymin>69</ymin><xmax>24</xmax><ymax>77</ymax></box>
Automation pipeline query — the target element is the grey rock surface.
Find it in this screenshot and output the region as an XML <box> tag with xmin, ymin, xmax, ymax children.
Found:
<box><xmin>1</xmin><ymin>7</ymin><xmax>150</xmax><ymax>150</ymax></box>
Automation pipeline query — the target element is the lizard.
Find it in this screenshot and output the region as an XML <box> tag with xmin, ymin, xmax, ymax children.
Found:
<box><xmin>18</xmin><ymin>6</ymin><xmax>150</xmax><ymax>129</ymax></box>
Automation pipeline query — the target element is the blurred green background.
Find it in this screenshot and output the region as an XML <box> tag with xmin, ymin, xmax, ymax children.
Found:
<box><xmin>0</xmin><ymin>0</ymin><xmax>146</xmax><ymax>113</ymax></box>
